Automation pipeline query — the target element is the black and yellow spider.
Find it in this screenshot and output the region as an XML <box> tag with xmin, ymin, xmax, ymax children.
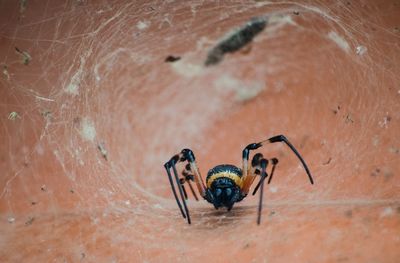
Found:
<box><xmin>164</xmin><ymin>135</ymin><xmax>314</xmax><ymax>224</ymax></box>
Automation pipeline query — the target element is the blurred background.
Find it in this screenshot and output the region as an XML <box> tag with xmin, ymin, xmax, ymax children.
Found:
<box><xmin>0</xmin><ymin>0</ymin><xmax>399</xmax><ymax>262</ymax></box>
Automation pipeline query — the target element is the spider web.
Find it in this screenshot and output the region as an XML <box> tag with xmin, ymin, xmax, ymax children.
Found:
<box><xmin>0</xmin><ymin>0</ymin><xmax>399</xmax><ymax>262</ymax></box>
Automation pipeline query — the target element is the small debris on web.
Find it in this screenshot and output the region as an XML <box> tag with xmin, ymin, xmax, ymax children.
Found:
<box><xmin>144</xmin><ymin>6</ymin><xmax>156</xmax><ymax>12</ymax></box>
<box><xmin>384</xmin><ymin>169</ymin><xmax>394</xmax><ymax>180</ymax></box>
<box><xmin>356</xmin><ymin>45</ymin><xmax>367</xmax><ymax>55</ymax></box>
<box><xmin>8</xmin><ymin>111</ymin><xmax>21</xmax><ymax>121</ymax></box>
<box><xmin>165</xmin><ymin>55</ymin><xmax>181</xmax><ymax>63</ymax></box>
<box><xmin>344</xmin><ymin>210</ymin><xmax>353</xmax><ymax>218</ymax></box>
<box><xmin>205</xmin><ymin>17</ymin><xmax>268</xmax><ymax>66</ymax></box>
<box><xmin>389</xmin><ymin>146</ymin><xmax>399</xmax><ymax>154</ymax></box>
<box><xmin>269</xmin><ymin>211</ymin><xmax>276</xmax><ymax>217</ymax></box>
<box><xmin>15</xmin><ymin>47</ymin><xmax>32</xmax><ymax>65</ymax></box>
<box><xmin>97</xmin><ymin>142</ymin><xmax>108</xmax><ymax>161</ymax></box>
<box><xmin>25</xmin><ymin>217</ymin><xmax>35</xmax><ymax>226</ymax></box>
<box><xmin>378</xmin><ymin>114</ymin><xmax>391</xmax><ymax>128</ymax></box>
<box><xmin>136</xmin><ymin>20</ymin><xmax>150</xmax><ymax>30</ymax></box>
<box><xmin>70</xmin><ymin>189</ymin><xmax>75</xmax><ymax>194</ymax></box>
<box><xmin>332</xmin><ymin>105</ymin><xmax>341</xmax><ymax>114</ymax></box>
<box><xmin>370</xmin><ymin>168</ymin><xmax>380</xmax><ymax>177</ymax></box>
<box><xmin>8</xmin><ymin>217</ymin><xmax>15</xmax><ymax>224</ymax></box>
<box><xmin>31</xmin><ymin>201</ymin><xmax>37</xmax><ymax>205</ymax></box>
<box><xmin>293</xmin><ymin>11</ymin><xmax>300</xmax><ymax>15</ymax></box>
<box><xmin>76</xmin><ymin>0</ymin><xmax>86</xmax><ymax>5</ymax></box>
<box><xmin>41</xmin><ymin>110</ymin><xmax>52</xmax><ymax>119</ymax></box>
<box><xmin>323</xmin><ymin>157</ymin><xmax>332</xmax><ymax>165</ymax></box>
<box><xmin>40</xmin><ymin>185</ymin><xmax>47</xmax><ymax>191</ymax></box>
<box><xmin>372</xmin><ymin>135</ymin><xmax>380</xmax><ymax>146</ymax></box>
<box><xmin>380</xmin><ymin>207</ymin><xmax>394</xmax><ymax>218</ymax></box>
<box><xmin>345</xmin><ymin>113</ymin><xmax>354</xmax><ymax>123</ymax></box>
<box><xmin>2</xmin><ymin>65</ymin><xmax>10</xmax><ymax>80</ymax></box>
<box><xmin>20</xmin><ymin>0</ymin><xmax>27</xmax><ymax>14</ymax></box>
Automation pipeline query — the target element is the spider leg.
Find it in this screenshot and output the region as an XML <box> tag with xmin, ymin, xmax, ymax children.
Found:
<box><xmin>257</xmin><ymin>159</ymin><xmax>268</xmax><ymax>225</ymax></box>
<box><xmin>164</xmin><ymin>149</ymin><xmax>209</xmax><ymax>224</ymax></box>
<box><xmin>182</xmin><ymin>165</ymin><xmax>200</xmax><ymax>201</ymax></box>
<box><xmin>241</xmin><ymin>135</ymin><xmax>313</xmax><ymax>194</ymax></box>
<box><xmin>164</xmin><ymin>158</ymin><xmax>191</xmax><ymax>223</ymax></box>
<box><xmin>164</xmin><ymin>160</ymin><xmax>187</xmax><ymax>219</ymax></box>
<box><xmin>267</xmin><ymin>135</ymin><xmax>313</xmax><ymax>184</ymax></box>
<box><xmin>181</xmin><ymin>149</ymin><xmax>207</xmax><ymax>197</ymax></box>
<box><xmin>171</xmin><ymin>162</ymin><xmax>191</xmax><ymax>224</ymax></box>
<box><xmin>267</xmin><ymin>158</ymin><xmax>279</xmax><ymax>184</ymax></box>
<box><xmin>179</xmin><ymin>178</ymin><xmax>188</xmax><ymax>200</ymax></box>
<box><xmin>241</xmin><ymin>153</ymin><xmax>264</xmax><ymax>195</ymax></box>
<box><xmin>252</xmin><ymin>158</ymin><xmax>278</xmax><ymax>195</ymax></box>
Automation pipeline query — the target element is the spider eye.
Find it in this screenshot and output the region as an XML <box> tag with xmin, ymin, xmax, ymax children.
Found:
<box><xmin>225</xmin><ymin>188</ymin><xmax>232</xmax><ymax>196</ymax></box>
<box><xmin>215</xmin><ymin>188</ymin><xmax>222</xmax><ymax>196</ymax></box>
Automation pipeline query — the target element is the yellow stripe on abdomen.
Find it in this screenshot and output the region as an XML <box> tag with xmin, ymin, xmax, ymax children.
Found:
<box><xmin>206</xmin><ymin>172</ymin><xmax>243</xmax><ymax>188</ymax></box>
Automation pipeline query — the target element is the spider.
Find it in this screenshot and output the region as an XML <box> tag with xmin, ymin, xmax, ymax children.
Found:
<box><xmin>164</xmin><ymin>134</ymin><xmax>314</xmax><ymax>224</ymax></box>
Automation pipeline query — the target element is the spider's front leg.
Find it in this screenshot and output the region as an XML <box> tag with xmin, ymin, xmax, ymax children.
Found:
<box><xmin>239</xmin><ymin>135</ymin><xmax>314</xmax><ymax>224</ymax></box>
<box><xmin>241</xmin><ymin>134</ymin><xmax>314</xmax><ymax>195</ymax></box>
<box><xmin>164</xmin><ymin>149</ymin><xmax>210</xmax><ymax>224</ymax></box>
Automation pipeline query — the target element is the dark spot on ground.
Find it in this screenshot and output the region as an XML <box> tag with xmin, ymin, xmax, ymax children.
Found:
<box><xmin>70</xmin><ymin>189</ymin><xmax>75</xmax><ymax>193</ymax></box>
<box><xmin>97</xmin><ymin>143</ymin><xmax>108</xmax><ymax>161</ymax></box>
<box><xmin>370</xmin><ymin>168</ymin><xmax>380</xmax><ymax>177</ymax></box>
<box><xmin>25</xmin><ymin>217</ymin><xmax>34</xmax><ymax>226</ymax></box>
<box><xmin>165</xmin><ymin>55</ymin><xmax>181</xmax><ymax>63</ymax></box>
<box><xmin>323</xmin><ymin>157</ymin><xmax>332</xmax><ymax>165</ymax></box>
<box><xmin>205</xmin><ymin>17</ymin><xmax>267</xmax><ymax>66</ymax></box>
<box><xmin>31</xmin><ymin>201</ymin><xmax>37</xmax><ymax>205</ymax></box>
<box><xmin>293</xmin><ymin>11</ymin><xmax>300</xmax><ymax>15</ymax></box>
<box><xmin>332</xmin><ymin>105</ymin><xmax>341</xmax><ymax>114</ymax></box>
<box><xmin>269</xmin><ymin>211</ymin><xmax>276</xmax><ymax>217</ymax></box>
<box><xmin>73</xmin><ymin>117</ymin><xmax>81</xmax><ymax>126</ymax></box>
<box><xmin>344</xmin><ymin>210</ymin><xmax>352</xmax><ymax>218</ymax></box>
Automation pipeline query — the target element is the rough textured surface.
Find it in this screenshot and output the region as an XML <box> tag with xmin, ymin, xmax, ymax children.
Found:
<box><xmin>1</xmin><ymin>0</ymin><xmax>399</xmax><ymax>262</ymax></box>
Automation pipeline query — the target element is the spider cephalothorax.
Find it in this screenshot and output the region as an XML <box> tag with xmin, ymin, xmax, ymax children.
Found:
<box><xmin>164</xmin><ymin>135</ymin><xmax>314</xmax><ymax>224</ymax></box>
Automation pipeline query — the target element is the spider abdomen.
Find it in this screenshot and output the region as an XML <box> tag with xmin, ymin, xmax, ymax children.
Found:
<box><xmin>206</xmin><ymin>164</ymin><xmax>244</xmax><ymax>210</ymax></box>
<box><xmin>206</xmin><ymin>164</ymin><xmax>243</xmax><ymax>187</ymax></box>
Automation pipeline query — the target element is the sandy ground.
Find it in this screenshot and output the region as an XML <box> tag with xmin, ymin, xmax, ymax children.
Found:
<box><xmin>0</xmin><ymin>0</ymin><xmax>399</xmax><ymax>262</ymax></box>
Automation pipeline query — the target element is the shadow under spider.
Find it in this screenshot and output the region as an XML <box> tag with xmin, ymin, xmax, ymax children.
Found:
<box><xmin>190</xmin><ymin>205</ymin><xmax>259</xmax><ymax>228</ymax></box>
